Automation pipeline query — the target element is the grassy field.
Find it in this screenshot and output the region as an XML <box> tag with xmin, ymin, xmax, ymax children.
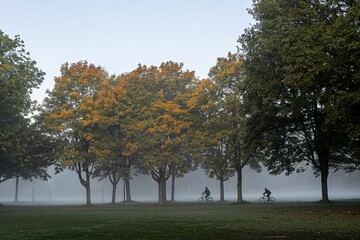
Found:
<box><xmin>0</xmin><ymin>201</ymin><xmax>360</xmax><ymax>240</ymax></box>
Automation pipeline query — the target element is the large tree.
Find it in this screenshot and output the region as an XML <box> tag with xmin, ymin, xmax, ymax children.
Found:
<box><xmin>208</xmin><ymin>53</ymin><xmax>261</xmax><ymax>203</ymax></box>
<box><xmin>86</xmin><ymin>74</ymin><xmax>141</xmax><ymax>204</ymax></box>
<box><xmin>42</xmin><ymin>61</ymin><xmax>108</xmax><ymax>205</ymax></box>
<box><xmin>190</xmin><ymin>78</ymin><xmax>236</xmax><ymax>202</ymax></box>
<box><xmin>238</xmin><ymin>0</ymin><xmax>360</xmax><ymax>202</ymax></box>
<box><xmin>124</xmin><ymin>62</ymin><xmax>198</xmax><ymax>205</ymax></box>
<box><xmin>0</xmin><ymin>31</ymin><xmax>50</xmax><ymax>188</ymax></box>
<box><xmin>189</xmin><ymin>53</ymin><xmax>261</xmax><ymax>202</ymax></box>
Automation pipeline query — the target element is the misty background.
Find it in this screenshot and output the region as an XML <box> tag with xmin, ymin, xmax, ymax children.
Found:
<box><xmin>0</xmin><ymin>166</ymin><xmax>359</xmax><ymax>205</ymax></box>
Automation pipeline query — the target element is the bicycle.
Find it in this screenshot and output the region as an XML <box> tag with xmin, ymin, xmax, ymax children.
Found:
<box><xmin>198</xmin><ymin>195</ymin><xmax>213</xmax><ymax>203</ymax></box>
<box><xmin>259</xmin><ymin>194</ymin><xmax>275</xmax><ymax>203</ymax></box>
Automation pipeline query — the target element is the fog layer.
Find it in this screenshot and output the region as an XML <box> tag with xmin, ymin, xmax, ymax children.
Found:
<box><xmin>0</xmin><ymin>167</ymin><xmax>359</xmax><ymax>204</ymax></box>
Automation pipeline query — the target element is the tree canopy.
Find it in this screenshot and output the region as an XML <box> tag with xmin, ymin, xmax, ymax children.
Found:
<box><xmin>189</xmin><ymin>53</ymin><xmax>261</xmax><ymax>202</ymax></box>
<box><xmin>42</xmin><ymin>61</ymin><xmax>109</xmax><ymax>205</ymax></box>
<box><xmin>238</xmin><ymin>0</ymin><xmax>360</xmax><ymax>202</ymax></box>
<box><xmin>123</xmin><ymin>62</ymin><xmax>199</xmax><ymax>204</ymax></box>
<box><xmin>0</xmin><ymin>30</ymin><xmax>49</xmax><ymax>184</ymax></box>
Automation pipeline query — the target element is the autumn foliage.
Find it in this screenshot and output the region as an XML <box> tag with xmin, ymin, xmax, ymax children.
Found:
<box><xmin>42</xmin><ymin>61</ymin><xmax>200</xmax><ymax>205</ymax></box>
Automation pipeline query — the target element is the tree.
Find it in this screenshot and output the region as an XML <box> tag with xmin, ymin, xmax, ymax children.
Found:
<box><xmin>190</xmin><ymin>78</ymin><xmax>236</xmax><ymax>202</ymax></box>
<box><xmin>86</xmin><ymin>74</ymin><xmax>140</xmax><ymax>204</ymax></box>
<box><xmin>125</xmin><ymin>62</ymin><xmax>198</xmax><ymax>205</ymax></box>
<box><xmin>322</xmin><ymin>1</ymin><xmax>360</xmax><ymax>164</ymax></box>
<box><xmin>238</xmin><ymin>0</ymin><xmax>360</xmax><ymax>202</ymax></box>
<box><xmin>208</xmin><ymin>53</ymin><xmax>261</xmax><ymax>203</ymax></box>
<box><xmin>12</xmin><ymin>122</ymin><xmax>54</xmax><ymax>202</ymax></box>
<box><xmin>42</xmin><ymin>61</ymin><xmax>108</xmax><ymax>205</ymax></box>
<box><xmin>189</xmin><ymin>53</ymin><xmax>261</xmax><ymax>202</ymax></box>
<box><xmin>0</xmin><ymin>30</ymin><xmax>49</xmax><ymax>189</ymax></box>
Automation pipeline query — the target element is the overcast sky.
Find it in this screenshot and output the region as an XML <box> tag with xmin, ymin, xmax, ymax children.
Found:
<box><xmin>1</xmin><ymin>0</ymin><xmax>255</xmax><ymax>103</ymax></box>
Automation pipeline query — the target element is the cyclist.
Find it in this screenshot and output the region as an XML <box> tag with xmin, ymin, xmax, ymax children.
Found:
<box><xmin>263</xmin><ymin>188</ymin><xmax>271</xmax><ymax>201</ymax></box>
<box><xmin>202</xmin><ymin>187</ymin><xmax>211</xmax><ymax>201</ymax></box>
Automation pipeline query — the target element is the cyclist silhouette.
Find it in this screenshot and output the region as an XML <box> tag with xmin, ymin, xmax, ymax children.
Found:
<box><xmin>202</xmin><ymin>187</ymin><xmax>210</xmax><ymax>201</ymax></box>
<box><xmin>263</xmin><ymin>188</ymin><xmax>271</xmax><ymax>200</ymax></box>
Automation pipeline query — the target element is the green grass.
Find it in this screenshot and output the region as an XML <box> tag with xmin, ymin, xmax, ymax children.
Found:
<box><xmin>0</xmin><ymin>201</ymin><xmax>360</xmax><ymax>239</ymax></box>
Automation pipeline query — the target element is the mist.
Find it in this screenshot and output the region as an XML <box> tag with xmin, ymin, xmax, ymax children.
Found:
<box><xmin>0</xmin><ymin>166</ymin><xmax>359</xmax><ymax>205</ymax></box>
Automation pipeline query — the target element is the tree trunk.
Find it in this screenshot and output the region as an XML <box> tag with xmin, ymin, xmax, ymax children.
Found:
<box><xmin>320</xmin><ymin>145</ymin><xmax>330</xmax><ymax>203</ymax></box>
<box><xmin>85</xmin><ymin>185</ymin><xmax>91</xmax><ymax>205</ymax></box>
<box><xmin>109</xmin><ymin>170</ymin><xmax>120</xmax><ymax>204</ymax></box>
<box><xmin>237</xmin><ymin>168</ymin><xmax>243</xmax><ymax>204</ymax></box>
<box><xmin>171</xmin><ymin>175</ymin><xmax>175</xmax><ymax>202</ymax></box>
<box><xmin>219</xmin><ymin>178</ymin><xmax>225</xmax><ymax>202</ymax></box>
<box><xmin>314</xmin><ymin>107</ymin><xmax>330</xmax><ymax>203</ymax></box>
<box><xmin>158</xmin><ymin>181</ymin><xmax>165</xmax><ymax>205</ymax></box>
<box><xmin>151</xmin><ymin>169</ymin><xmax>169</xmax><ymax>205</ymax></box>
<box><xmin>320</xmin><ymin>170</ymin><xmax>329</xmax><ymax>203</ymax></box>
<box><xmin>163</xmin><ymin>181</ymin><xmax>167</xmax><ymax>202</ymax></box>
<box><xmin>85</xmin><ymin>174</ymin><xmax>91</xmax><ymax>205</ymax></box>
<box><xmin>111</xmin><ymin>182</ymin><xmax>116</xmax><ymax>204</ymax></box>
<box><xmin>125</xmin><ymin>178</ymin><xmax>132</xmax><ymax>202</ymax></box>
<box><xmin>320</xmin><ymin>162</ymin><xmax>330</xmax><ymax>203</ymax></box>
<box><xmin>15</xmin><ymin>175</ymin><xmax>19</xmax><ymax>202</ymax></box>
<box><xmin>75</xmin><ymin>163</ymin><xmax>93</xmax><ymax>205</ymax></box>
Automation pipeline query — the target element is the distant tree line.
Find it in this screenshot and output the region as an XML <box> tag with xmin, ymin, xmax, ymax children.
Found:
<box><xmin>1</xmin><ymin>0</ymin><xmax>359</xmax><ymax>205</ymax></box>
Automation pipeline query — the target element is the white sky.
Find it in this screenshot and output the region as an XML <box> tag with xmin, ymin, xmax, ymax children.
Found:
<box><xmin>1</xmin><ymin>0</ymin><xmax>254</xmax><ymax>103</ymax></box>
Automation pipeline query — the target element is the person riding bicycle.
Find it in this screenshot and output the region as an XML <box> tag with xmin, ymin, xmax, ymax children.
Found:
<box><xmin>263</xmin><ymin>188</ymin><xmax>271</xmax><ymax>201</ymax></box>
<box><xmin>202</xmin><ymin>187</ymin><xmax>210</xmax><ymax>201</ymax></box>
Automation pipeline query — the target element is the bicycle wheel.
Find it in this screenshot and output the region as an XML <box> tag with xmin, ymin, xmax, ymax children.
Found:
<box><xmin>207</xmin><ymin>197</ymin><xmax>213</xmax><ymax>203</ymax></box>
<box><xmin>268</xmin><ymin>197</ymin><xmax>275</xmax><ymax>203</ymax></box>
<box><xmin>198</xmin><ymin>197</ymin><xmax>205</xmax><ymax>203</ymax></box>
<box><xmin>259</xmin><ymin>196</ymin><xmax>266</xmax><ymax>203</ymax></box>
